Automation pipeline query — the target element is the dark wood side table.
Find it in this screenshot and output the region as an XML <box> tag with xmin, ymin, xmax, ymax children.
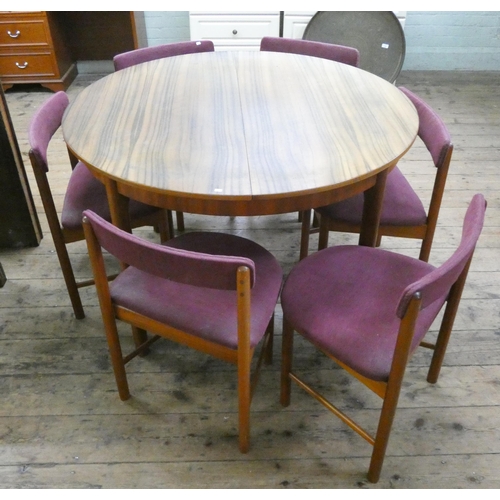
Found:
<box><xmin>0</xmin><ymin>80</ymin><xmax>41</xmax><ymax>247</ymax></box>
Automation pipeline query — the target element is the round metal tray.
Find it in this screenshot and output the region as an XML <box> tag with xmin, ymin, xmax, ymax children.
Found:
<box><xmin>303</xmin><ymin>11</ymin><xmax>406</xmax><ymax>82</ymax></box>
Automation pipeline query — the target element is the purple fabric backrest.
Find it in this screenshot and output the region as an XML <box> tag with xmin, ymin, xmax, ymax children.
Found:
<box><xmin>28</xmin><ymin>91</ymin><xmax>69</xmax><ymax>173</ymax></box>
<box><xmin>83</xmin><ymin>210</ymin><xmax>256</xmax><ymax>291</ymax></box>
<box><xmin>260</xmin><ymin>36</ymin><xmax>359</xmax><ymax>67</ymax></box>
<box><xmin>399</xmin><ymin>87</ymin><xmax>452</xmax><ymax>168</ymax></box>
<box><xmin>397</xmin><ymin>194</ymin><xmax>486</xmax><ymax>318</ymax></box>
<box><xmin>113</xmin><ymin>40</ymin><xmax>215</xmax><ymax>71</ymax></box>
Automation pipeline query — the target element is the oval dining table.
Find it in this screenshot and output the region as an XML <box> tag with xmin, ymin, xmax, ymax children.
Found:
<box><xmin>62</xmin><ymin>50</ymin><xmax>419</xmax><ymax>251</ymax></box>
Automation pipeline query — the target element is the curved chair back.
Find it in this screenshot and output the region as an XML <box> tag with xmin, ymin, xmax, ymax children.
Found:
<box><xmin>27</xmin><ymin>92</ymin><xmax>168</xmax><ymax>319</ymax></box>
<box><xmin>83</xmin><ymin>209</ymin><xmax>282</xmax><ymax>454</ymax></box>
<box><xmin>399</xmin><ymin>86</ymin><xmax>452</xmax><ymax>171</ymax></box>
<box><xmin>312</xmin><ymin>86</ymin><xmax>453</xmax><ymax>262</ymax></box>
<box><xmin>281</xmin><ymin>193</ymin><xmax>486</xmax><ymax>483</ymax></box>
<box><xmin>398</xmin><ymin>193</ymin><xmax>486</xmax><ymax>318</ymax></box>
<box><xmin>28</xmin><ymin>91</ymin><xmax>69</xmax><ymax>173</ymax></box>
<box><xmin>113</xmin><ymin>40</ymin><xmax>215</xmax><ymax>71</ymax></box>
<box><xmin>83</xmin><ymin>209</ymin><xmax>255</xmax><ymax>290</ymax></box>
<box><xmin>260</xmin><ymin>36</ymin><xmax>359</xmax><ymax>67</ymax></box>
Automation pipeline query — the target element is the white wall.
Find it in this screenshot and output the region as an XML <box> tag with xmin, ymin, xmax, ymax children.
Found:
<box><xmin>143</xmin><ymin>11</ymin><xmax>191</xmax><ymax>46</ymax></box>
<box><xmin>403</xmin><ymin>11</ymin><xmax>500</xmax><ymax>70</ymax></box>
<box><xmin>141</xmin><ymin>11</ymin><xmax>500</xmax><ymax>71</ymax></box>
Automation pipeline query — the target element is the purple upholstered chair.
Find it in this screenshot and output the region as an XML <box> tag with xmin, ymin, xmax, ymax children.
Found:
<box><xmin>83</xmin><ymin>209</ymin><xmax>283</xmax><ymax>453</ymax></box>
<box><xmin>113</xmin><ymin>40</ymin><xmax>215</xmax><ymax>233</ymax></box>
<box><xmin>305</xmin><ymin>87</ymin><xmax>453</xmax><ymax>262</ymax></box>
<box><xmin>281</xmin><ymin>194</ymin><xmax>486</xmax><ymax>483</ymax></box>
<box><xmin>260</xmin><ymin>36</ymin><xmax>359</xmax><ymax>67</ymax></box>
<box><xmin>113</xmin><ymin>40</ymin><xmax>215</xmax><ymax>71</ymax></box>
<box><xmin>28</xmin><ymin>91</ymin><xmax>169</xmax><ymax>320</ymax></box>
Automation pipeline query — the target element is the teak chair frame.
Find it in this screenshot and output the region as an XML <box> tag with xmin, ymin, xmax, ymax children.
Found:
<box><xmin>302</xmin><ymin>87</ymin><xmax>453</xmax><ymax>262</ymax></box>
<box><xmin>28</xmin><ymin>99</ymin><xmax>169</xmax><ymax>320</ymax></box>
<box><xmin>83</xmin><ymin>213</ymin><xmax>276</xmax><ymax>453</ymax></box>
<box><xmin>282</xmin><ymin>194</ymin><xmax>486</xmax><ymax>482</ymax></box>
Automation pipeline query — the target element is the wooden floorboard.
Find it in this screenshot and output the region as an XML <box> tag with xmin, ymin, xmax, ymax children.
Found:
<box><xmin>1</xmin><ymin>69</ymin><xmax>499</xmax><ymax>488</ymax></box>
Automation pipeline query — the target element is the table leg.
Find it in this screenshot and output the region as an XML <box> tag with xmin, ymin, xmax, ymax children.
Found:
<box><xmin>104</xmin><ymin>178</ymin><xmax>132</xmax><ymax>233</ymax></box>
<box><xmin>358</xmin><ymin>169</ymin><xmax>389</xmax><ymax>247</ymax></box>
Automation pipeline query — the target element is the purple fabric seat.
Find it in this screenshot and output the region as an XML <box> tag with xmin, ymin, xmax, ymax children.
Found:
<box><xmin>110</xmin><ymin>231</ymin><xmax>283</xmax><ymax>349</ymax></box>
<box><xmin>281</xmin><ymin>194</ymin><xmax>486</xmax><ymax>482</ymax></box>
<box><xmin>61</xmin><ymin>162</ymin><xmax>159</xmax><ymax>230</ymax></box>
<box><xmin>28</xmin><ymin>91</ymin><xmax>167</xmax><ymax>319</ymax></box>
<box><xmin>260</xmin><ymin>36</ymin><xmax>359</xmax><ymax>67</ymax></box>
<box><xmin>113</xmin><ymin>40</ymin><xmax>215</xmax><ymax>71</ymax></box>
<box><xmin>83</xmin><ymin>209</ymin><xmax>283</xmax><ymax>453</ymax></box>
<box><xmin>316</xmin><ymin>166</ymin><xmax>427</xmax><ymax>228</ymax></box>
<box><xmin>282</xmin><ymin>245</ymin><xmax>440</xmax><ymax>381</ymax></box>
<box><xmin>312</xmin><ymin>87</ymin><xmax>453</xmax><ymax>262</ymax></box>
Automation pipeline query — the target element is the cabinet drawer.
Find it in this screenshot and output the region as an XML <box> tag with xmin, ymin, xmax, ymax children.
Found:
<box><xmin>0</xmin><ymin>18</ymin><xmax>50</xmax><ymax>48</ymax></box>
<box><xmin>190</xmin><ymin>14</ymin><xmax>279</xmax><ymax>48</ymax></box>
<box><xmin>0</xmin><ymin>51</ymin><xmax>56</xmax><ymax>77</ymax></box>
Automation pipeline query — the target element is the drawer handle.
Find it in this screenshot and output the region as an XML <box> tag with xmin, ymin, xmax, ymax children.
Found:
<box><xmin>15</xmin><ymin>62</ymin><xmax>29</xmax><ymax>69</ymax></box>
<box><xmin>7</xmin><ymin>30</ymin><xmax>21</xmax><ymax>38</ymax></box>
<box><xmin>232</xmin><ymin>29</ymin><xmax>238</xmax><ymax>35</ymax></box>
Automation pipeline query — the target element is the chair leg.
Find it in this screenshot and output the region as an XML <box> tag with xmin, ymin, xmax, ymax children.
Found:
<box><xmin>318</xmin><ymin>220</ymin><xmax>329</xmax><ymax>251</ymax></box>
<box><xmin>166</xmin><ymin>210</ymin><xmax>175</xmax><ymax>239</ymax></box>
<box><xmin>299</xmin><ymin>209</ymin><xmax>312</xmax><ymax>260</ymax></box>
<box><xmin>367</xmin><ymin>372</ymin><xmax>405</xmax><ymax>483</ymax></box>
<box><xmin>158</xmin><ymin>209</ymin><xmax>173</xmax><ymax>243</ymax></box>
<box><xmin>427</xmin><ymin>266</ymin><xmax>470</xmax><ymax>383</ymax></box>
<box><xmin>264</xmin><ymin>315</ymin><xmax>274</xmax><ymax>365</ymax></box>
<box><xmin>103</xmin><ymin>316</ymin><xmax>131</xmax><ymax>401</ymax></box>
<box><xmin>175</xmin><ymin>211</ymin><xmax>185</xmax><ymax>232</ymax></box>
<box><xmin>280</xmin><ymin>318</ymin><xmax>294</xmax><ymax>407</ymax></box>
<box><xmin>418</xmin><ymin>236</ymin><xmax>432</xmax><ymax>263</ymax></box>
<box><xmin>132</xmin><ymin>326</ymin><xmax>150</xmax><ymax>357</ymax></box>
<box><xmin>238</xmin><ymin>345</ymin><xmax>251</xmax><ymax>453</ymax></box>
<box><xmin>55</xmin><ymin>241</ymin><xmax>85</xmax><ymax>319</ymax></box>
<box><xmin>312</xmin><ymin>211</ymin><xmax>320</xmax><ymax>228</ymax></box>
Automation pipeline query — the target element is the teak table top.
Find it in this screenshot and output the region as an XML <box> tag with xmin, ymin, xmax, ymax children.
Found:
<box><xmin>62</xmin><ymin>50</ymin><xmax>418</xmax><ymax>239</ymax></box>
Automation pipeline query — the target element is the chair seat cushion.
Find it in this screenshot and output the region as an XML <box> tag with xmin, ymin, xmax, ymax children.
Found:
<box><xmin>316</xmin><ymin>166</ymin><xmax>427</xmax><ymax>226</ymax></box>
<box><xmin>110</xmin><ymin>232</ymin><xmax>283</xmax><ymax>350</ymax></box>
<box><xmin>61</xmin><ymin>162</ymin><xmax>159</xmax><ymax>230</ymax></box>
<box><xmin>281</xmin><ymin>245</ymin><xmax>446</xmax><ymax>381</ymax></box>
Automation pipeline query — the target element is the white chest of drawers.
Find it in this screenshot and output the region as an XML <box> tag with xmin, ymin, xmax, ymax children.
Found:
<box><xmin>189</xmin><ymin>12</ymin><xmax>280</xmax><ymax>50</ymax></box>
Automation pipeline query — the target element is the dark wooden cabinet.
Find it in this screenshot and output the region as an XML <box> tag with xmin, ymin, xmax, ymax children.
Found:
<box><xmin>0</xmin><ymin>11</ymin><xmax>77</xmax><ymax>91</ymax></box>
<box><xmin>0</xmin><ymin>11</ymin><xmax>142</xmax><ymax>92</ymax></box>
<box><xmin>0</xmin><ymin>82</ymin><xmax>41</xmax><ymax>248</ymax></box>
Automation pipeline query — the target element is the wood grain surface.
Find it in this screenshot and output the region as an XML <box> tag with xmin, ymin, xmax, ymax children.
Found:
<box><xmin>62</xmin><ymin>51</ymin><xmax>418</xmax><ymax>215</ymax></box>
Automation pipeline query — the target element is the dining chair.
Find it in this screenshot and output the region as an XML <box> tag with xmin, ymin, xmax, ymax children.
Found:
<box><xmin>281</xmin><ymin>193</ymin><xmax>486</xmax><ymax>483</ymax></box>
<box><xmin>28</xmin><ymin>91</ymin><xmax>170</xmax><ymax>320</ymax></box>
<box><xmin>260</xmin><ymin>36</ymin><xmax>359</xmax><ymax>67</ymax></box>
<box><xmin>82</xmin><ymin>209</ymin><xmax>283</xmax><ymax>453</ymax></box>
<box><xmin>302</xmin><ymin>86</ymin><xmax>453</xmax><ymax>261</ymax></box>
<box><xmin>113</xmin><ymin>40</ymin><xmax>215</xmax><ymax>71</ymax></box>
<box><xmin>113</xmin><ymin>40</ymin><xmax>215</xmax><ymax>234</ymax></box>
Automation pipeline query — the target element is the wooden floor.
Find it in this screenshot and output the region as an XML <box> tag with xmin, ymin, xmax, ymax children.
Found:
<box><xmin>1</xmin><ymin>70</ymin><xmax>499</xmax><ymax>489</ymax></box>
